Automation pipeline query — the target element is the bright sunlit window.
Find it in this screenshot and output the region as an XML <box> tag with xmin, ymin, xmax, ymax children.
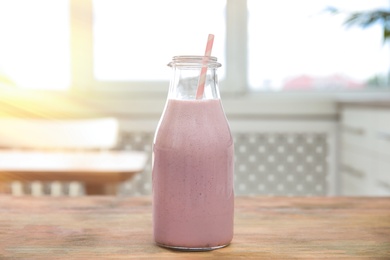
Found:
<box><xmin>0</xmin><ymin>0</ymin><xmax>388</xmax><ymax>93</ymax></box>
<box><xmin>93</xmin><ymin>0</ymin><xmax>226</xmax><ymax>81</ymax></box>
<box><xmin>248</xmin><ymin>0</ymin><xmax>390</xmax><ymax>91</ymax></box>
<box><xmin>0</xmin><ymin>0</ymin><xmax>70</xmax><ymax>90</ymax></box>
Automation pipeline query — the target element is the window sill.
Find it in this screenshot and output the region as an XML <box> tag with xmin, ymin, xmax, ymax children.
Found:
<box><xmin>1</xmin><ymin>87</ymin><xmax>388</xmax><ymax>119</ymax></box>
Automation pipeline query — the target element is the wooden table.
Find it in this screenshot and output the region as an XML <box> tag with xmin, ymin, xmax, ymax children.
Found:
<box><xmin>0</xmin><ymin>196</ymin><xmax>389</xmax><ymax>259</ymax></box>
<box><xmin>0</xmin><ymin>151</ymin><xmax>148</xmax><ymax>195</ymax></box>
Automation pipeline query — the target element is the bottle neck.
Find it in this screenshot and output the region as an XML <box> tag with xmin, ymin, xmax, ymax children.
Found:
<box><xmin>168</xmin><ymin>56</ymin><xmax>221</xmax><ymax>100</ymax></box>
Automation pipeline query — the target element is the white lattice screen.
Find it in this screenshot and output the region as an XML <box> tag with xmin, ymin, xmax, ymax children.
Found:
<box><xmin>119</xmin><ymin>131</ymin><xmax>329</xmax><ymax>196</ymax></box>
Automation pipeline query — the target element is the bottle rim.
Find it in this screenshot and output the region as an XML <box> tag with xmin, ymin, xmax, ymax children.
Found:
<box><xmin>168</xmin><ymin>55</ymin><xmax>221</xmax><ymax>68</ymax></box>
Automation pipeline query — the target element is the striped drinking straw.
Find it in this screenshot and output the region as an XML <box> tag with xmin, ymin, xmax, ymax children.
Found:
<box><xmin>196</xmin><ymin>34</ymin><xmax>214</xmax><ymax>99</ymax></box>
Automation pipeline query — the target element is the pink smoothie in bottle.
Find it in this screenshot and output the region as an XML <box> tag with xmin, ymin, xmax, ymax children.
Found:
<box><xmin>152</xmin><ymin>98</ymin><xmax>234</xmax><ymax>250</ymax></box>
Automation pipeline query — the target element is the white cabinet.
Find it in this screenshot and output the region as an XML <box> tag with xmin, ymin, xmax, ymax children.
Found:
<box><xmin>340</xmin><ymin>146</ymin><xmax>371</xmax><ymax>196</ymax></box>
<box><xmin>340</xmin><ymin>106</ymin><xmax>390</xmax><ymax>196</ymax></box>
<box><xmin>372</xmin><ymin>160</ymin><xmax>390</xmax><ymax>196</ymax></box>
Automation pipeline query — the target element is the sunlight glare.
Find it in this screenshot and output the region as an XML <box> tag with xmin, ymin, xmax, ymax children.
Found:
<box><xmin>0</xmin><ymin>0</ymin><xmax>70</xmax><ymax>90</ymax></box>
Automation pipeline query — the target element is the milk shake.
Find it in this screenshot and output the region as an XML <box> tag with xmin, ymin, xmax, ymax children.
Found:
<box><xmin>153</xmin><ymin>98</ymin><xmax>234</xmax><ymax>249</ymax></box>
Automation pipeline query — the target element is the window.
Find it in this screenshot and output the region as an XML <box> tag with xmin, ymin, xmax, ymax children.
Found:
<box><xmin>93</xmin><ymin>0</ymin><xmax>226</xmax><ymax>82</ymax></box>
<box><xmin>0</xmin><ymin>0</ymin><xmax>70</xmax><ymax>90</ymax></box>
<box><xmin>0</xmin><ymin>0</ymin><xmax>388</xmax><ymax>93</ymax></box>
<box><xmin>248</xmin><ymin>0</ymin><xmax>390</xmax><ymax>91</ymax></box>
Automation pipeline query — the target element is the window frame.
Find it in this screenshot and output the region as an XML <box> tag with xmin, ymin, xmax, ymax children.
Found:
<box><xmin>68</xmin><ymin>0</ymin><xmax>389</xmax><ymax>99</ymax></box>
<box><xmin>69</xmin><ymin>0</ymin><xmax>248</xmax><ymax>97</ymax></box>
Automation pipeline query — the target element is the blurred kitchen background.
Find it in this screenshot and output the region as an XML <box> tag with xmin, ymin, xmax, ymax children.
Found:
<box><xmin>0</xmin><ymin>0</ymin><xmax>389</xmax><ymax>196</ymax></box>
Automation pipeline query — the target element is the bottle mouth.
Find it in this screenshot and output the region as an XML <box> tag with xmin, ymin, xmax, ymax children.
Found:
<box><xmin>168</xmin><ymin>55</ymin><xmax>221</xmax><ymax>68</ymax></box>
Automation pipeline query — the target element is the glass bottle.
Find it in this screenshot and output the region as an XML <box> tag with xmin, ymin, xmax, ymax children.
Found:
<box><xmin>152</xmin><ymin>56</ymin><xmax>234</xmax><ymax>251</ymax></box>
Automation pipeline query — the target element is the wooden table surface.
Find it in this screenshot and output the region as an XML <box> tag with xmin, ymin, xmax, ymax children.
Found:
<box><xmin>0</xmin><ymin>196</ymin><xmax>389</xmax><ymax>259</ymax></box>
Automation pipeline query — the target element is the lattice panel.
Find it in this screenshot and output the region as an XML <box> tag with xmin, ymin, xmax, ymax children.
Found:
<box><xmin>118</xmin><ymin>132</ymin><xmax>154</xmax><ymax>196</ymax></box>
<box><xmin>119</xmin><ymin>132</ymin><xmax>328</xmax><ymax>196</ymax></box>
<box><xmin>233</xmin><ymin>133</ymin><xmax>327</xmax><ymax>196</ymax></box>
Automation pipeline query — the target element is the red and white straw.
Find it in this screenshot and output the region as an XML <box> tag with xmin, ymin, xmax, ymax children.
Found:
<box><xmin>196</xmin><ymin>34</ymin><xmax>214</xmax><ymax>99</ymax></box>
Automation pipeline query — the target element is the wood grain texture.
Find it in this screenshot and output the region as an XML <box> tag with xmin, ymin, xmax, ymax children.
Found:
<box><xmin>0</xmin><ymin>196</ymin><xmax>389</xmax><ymax>259</ymax></box>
